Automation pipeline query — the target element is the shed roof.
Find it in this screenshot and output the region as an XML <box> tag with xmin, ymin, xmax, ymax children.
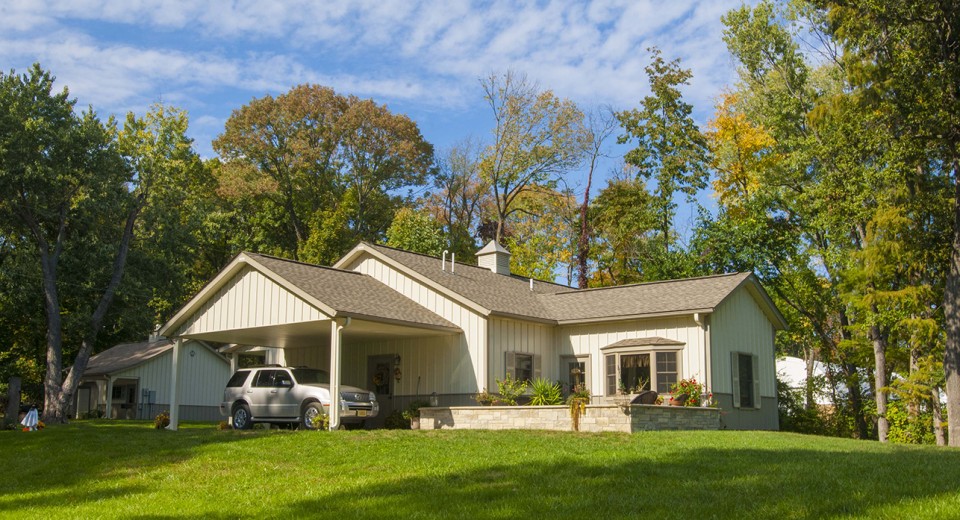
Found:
<box><xmin>84</xmin><ymin>339</ymin><xmax>173</xmax><ymax>377</ymax></box>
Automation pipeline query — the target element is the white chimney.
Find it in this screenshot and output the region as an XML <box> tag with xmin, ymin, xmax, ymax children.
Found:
<box><xmin>476</xmin><ymin>241</ymin><xmax>511</xmax><ymax>275</ymax></box>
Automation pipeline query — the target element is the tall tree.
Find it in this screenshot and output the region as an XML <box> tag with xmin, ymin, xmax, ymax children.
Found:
<box><xmin>0</xmin><ymin>66</ymin><xmax>198</xmax><ymax>421</ymax></box>
<box><xmin>576</xmin><ymin>109</ymin><xmax>617</xmax><ymax>288</ymax></box>
<box><xmin>213</xmin><ymin>84</ymin><xmax>434</xmax><ymax>262</ymax></box>
<box><xmin>479</xmin><ymin>71</ymin><xmax>588</xmax><ymax>244</ymax></box>
<box><xmin>816</xmin><ymin>0</ymin><xmax>960</xmax><ymax>446</ymax></box>
<box><xmin>617</xmin><ymin>48</ymin><xmax>710</xmax><ymax>256</ymax></box>
<box><xmin>427</xmin><ymin>139</ymin><xmax>489</xmax><ymax>259</ymax></box>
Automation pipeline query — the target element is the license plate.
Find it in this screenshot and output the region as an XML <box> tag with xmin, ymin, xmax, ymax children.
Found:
<box><xmin>357</xmin><ymin>410</ymin><xmax>367</xmax><ymax>417</ymax></box>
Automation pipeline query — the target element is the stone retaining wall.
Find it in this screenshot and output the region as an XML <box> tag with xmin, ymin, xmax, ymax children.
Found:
<box><xmin>419</xmin><ymin>404</ymin><xmax>721</xmax><ymax>432</ymax></box>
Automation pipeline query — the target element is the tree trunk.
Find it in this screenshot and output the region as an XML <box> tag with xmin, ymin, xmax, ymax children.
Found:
<box><xmin>4</xmin><ymin>377</ymin><xmax>20</xmax><ymax>427</ymax></box>
<box><xmin>39</xmin><ymin>246</ymin><xmax>65</xmax><ymax>423</ymax></box>
<box><xmin>944</xmin><ymin>165</ymin><xmax>960</xmax><ymax>447</ymax></box>
<box><xmin>44</xmin><ymin>199</ymin><xmax>143</xmax><ymax>423</ymax></box>
<box><xmin>932</xmin><ymin>385</ymin><xmax>946</xmax><ymax>446</ymax></box>
<box><xmin>841</xmin><ymin>362</ymin><xmax>870</xmax><ymax>439</ymax></box>
<box><xmin>803</xmin><ymin>347</ymin><xmax>816</xmax><ymax>411</ymax></box>
<box><xmin>868</xmin><ymin>323</ymin><xmax>889</xmax><ymax>442</ymax></box>
<box><xmin>576</xmin><ymin>162</ymin><xmax>594</xmax><ymax>289</ymax></box>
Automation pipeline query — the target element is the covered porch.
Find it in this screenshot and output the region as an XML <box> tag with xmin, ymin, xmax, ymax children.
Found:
<box><xmin>159</xmin><ymin>252</ymin><xmax>460</xmax><ymax>430</ymax></box>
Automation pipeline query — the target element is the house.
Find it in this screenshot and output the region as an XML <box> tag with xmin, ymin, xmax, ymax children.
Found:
<box><xmin>159</xmin><ymin>241</ymin><xmax>787</xmax><ymax>430</ymax></box>
<box><xmin>74</xmin><ymin>338</ymin><xmax>231</xmax><ymax>421</ymax></box>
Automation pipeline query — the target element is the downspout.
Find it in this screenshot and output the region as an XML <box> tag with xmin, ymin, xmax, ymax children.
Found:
<box><xmin>694</xmin><ymin>313</ymin><xmax>711</xmax><ymax>396</ymax></box>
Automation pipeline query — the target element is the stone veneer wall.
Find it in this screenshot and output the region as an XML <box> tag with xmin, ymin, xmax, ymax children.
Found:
<box><xmin>419</xmin><ymin>404</ymin><xmax>721</xmax><ymax>433</ymax></box>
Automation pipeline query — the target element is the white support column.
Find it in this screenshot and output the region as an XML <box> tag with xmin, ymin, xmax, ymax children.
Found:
<box><xmin>230</xmin><ymin>352</ymin><xmax>237</xmax><ymax>373</ymax></box>
<box><xmin>329</xmin><ymin>320</ymin><xmax>341</xmax><ymax>430</ymax></box>
<box><xmin>167</xmin><ymin>338</ymin><xmax>182</xmax><ymax>430</ymax></box>
<box><xmin>104</xmin><ymin>377</ymin><xmax>114</xmax><ymax>419</ymax></box>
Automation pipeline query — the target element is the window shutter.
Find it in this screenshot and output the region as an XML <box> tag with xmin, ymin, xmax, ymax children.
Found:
<box><xmin>731</xmin><ymin>352</ymin><xmax>741</xmax><ymax>408</ymax></box>
<box><xmin>533</xmin><ymin>354</ymin><xmax>541</xmax><ymax>379</ymax></box>
<box><xmin>505</xmin><ymin>352</ymin><xmax>516</xmax><ymax>379</ymax></box>
<box><xmin>752</xmin><ymin>354</ymin><xmax>761</xmax><ymax>410</ymax></box>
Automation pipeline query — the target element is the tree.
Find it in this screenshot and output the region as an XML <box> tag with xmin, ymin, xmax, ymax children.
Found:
<box><xmin>384</xmin><ymin>207</ymin><xmax>446</xmax><ymax>257</ymax></box>
<box><xmin>426</xmin><ymin>139</ymin><xmax>489</xmax><ymax>259</ymax></box>
<box><xmin>815</xmin><ymin>0</ymin><xmax>960</xmax><ymax>446</ymax></box>
<box><xmin>479</xmin><ymin>71</ymin><xmax>588</xmax><ymax>244</ymax></box>
<box><xmin>0</xmin><ymin>66</ymin><xmax>199</xmax><ymax>421</ymax></box>
<box><xmin>617</xmin><ymin>48</ymin><xmax>710</xmax><ymax>255</ymax></box>
<box><xmin>576</xmin><ymin>109</ymin><xmax>617</xmax><ymax>288</ymax></box>
<box><xmin>213</xmin><ymin>84</ymin><xmax>434</xmax><ymax>261</ymax></box>
<box><xmin>503</xmin><ymin>187</ymin><xmax>578</xmax><ymax>282</ymax></box>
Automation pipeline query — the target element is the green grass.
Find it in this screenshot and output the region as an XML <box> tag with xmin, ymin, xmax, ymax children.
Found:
<box><xmin>3</xmin><ymin>422</ymin><xmax>960</xmax><ymax>519</ymax></box>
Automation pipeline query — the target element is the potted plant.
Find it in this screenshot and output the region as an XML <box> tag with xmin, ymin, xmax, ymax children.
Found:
<box><xmin>402</xmin><ymin>399</ymin><xmax>430</xmax><ymax>429</ymax></box>
<box><xmin>669</xmin><ymin>378</ymin><xmax>706</xmax><ymax>407</ymax></box>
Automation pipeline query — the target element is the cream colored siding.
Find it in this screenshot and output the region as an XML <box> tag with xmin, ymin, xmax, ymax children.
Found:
<box><xmin>710</xmin><ymin>287</ymin><xmax>776</xmax><ymax>397</ymax></box>
<box><xmin>112</xmin><ymin>341</ymin><xmax>231</xmax><ymax>407</ymax></box>
<box><xmin>178</xmin><ymin>266</ymin><xmax>326</xmax><ymax>336</ymax></box>
<box><xmin>488</xmin><ymin>317</ymin><xmax>557</xmax><ymax>387</ymax></box>
<box><xmin>559</xmin><ymin>316</ymin><xmax>706</xmax><ymax>397</ymax></box>
<box><xmin>343</xmin><ymin>255</ymin><xmax>487</xmax><ymax>393</ymax></box>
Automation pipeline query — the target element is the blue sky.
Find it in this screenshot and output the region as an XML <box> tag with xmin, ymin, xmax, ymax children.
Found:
<box><xmin>2</xmin><ymin>1</ymin><xmax>752</xmax><ymax>230</ymax></box>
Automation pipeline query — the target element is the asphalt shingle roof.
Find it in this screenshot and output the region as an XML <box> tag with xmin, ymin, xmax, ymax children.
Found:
<box><xmin>363</xmin><ymin>244</ymin><xmax>752</xmax><ymax>323</ymax></box>
<box><xmin>245</xmin><ymin>252</ymin><xmax>459</xmax><ymax>330</ymax></box>
<box><xmin>84</xmin><ymin>339</ymin><xmax>172</xmax><ymax>377</ymax></box>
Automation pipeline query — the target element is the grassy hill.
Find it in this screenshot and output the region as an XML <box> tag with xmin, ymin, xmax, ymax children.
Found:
<box><xmin>3</xmin><ymin>421</ymin><xmax>959</xmax><ymax>519</ymax></box>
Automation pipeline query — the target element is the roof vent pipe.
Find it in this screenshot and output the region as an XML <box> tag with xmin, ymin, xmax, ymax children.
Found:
<box><xmin>442</xmin><ymin>250</ymin><xmax>448</xmax><ymax>271</ymax></box>
<box><xmin>451</xmin><ymin>253</ymin><xmax>455</xmax><ymax>273</ymax></box>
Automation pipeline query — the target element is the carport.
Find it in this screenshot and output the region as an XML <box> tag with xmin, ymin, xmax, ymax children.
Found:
<box><xmin>158</xmin><ymin>252</ymin><xmax>460</xmax><ymax>430</ymax></box>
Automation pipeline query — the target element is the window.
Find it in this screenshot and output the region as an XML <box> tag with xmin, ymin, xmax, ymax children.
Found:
<box><xmin>254</xmin><ymin>369</ymin><xmax>286</xmax><ymax>388</ymax></box>
<box><xmin>226</xmin><ymin>371</ymin><xmax>250</xmax><ymax>388</ymax></box>
<box><xmin>732</xmin><ymin>352</ymin><xmax>760</xmax><ymax>409</ymax></box>
<box><xmin>562</xmin><ymin>356</ymin><xmax>589</xmax><ymax>393</ymax></box>
<box><xmin>505</xmin><ymin>352</ymin><xmax>540</xmax><ymax>383</ymax></box>
<box><xmin>604</xmin><ymin>351</ymin><xmax>680</xmax><ymax>396</ymax></box>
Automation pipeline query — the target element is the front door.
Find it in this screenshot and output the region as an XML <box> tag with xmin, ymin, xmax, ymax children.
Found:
<box><xmin>366</xmin><ymin>355</ymin><xmax>395</xmax><ymax>429</ymax></box>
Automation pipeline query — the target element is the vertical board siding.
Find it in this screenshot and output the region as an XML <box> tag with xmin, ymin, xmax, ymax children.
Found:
<box><xmin>488</xmin><ymin>317</ymin><xmax>558</xmax><ymax>388</ymax></box>
<box><xmin>710</xmin><ymin>287</ymin><xmax>776</xmax><ymax>397</ymax></box>
<box><xmin>179</xmin><ymin>266</ymin><xmax>325</xmax><ymax>336</ymax></box>
<box><xmin>344</xmin><ymin>255</ymin><xmax>487</xmax><ymax>394</ymax></box>
<box><xmin>558</xmin><ymin>316</ymin><xmax>705</xmax><ymax>397</ymax></box>
<box><xmin>112</xmin><ymin>341</ymin><xmax>232</xmax><ymax>407</ymax></box>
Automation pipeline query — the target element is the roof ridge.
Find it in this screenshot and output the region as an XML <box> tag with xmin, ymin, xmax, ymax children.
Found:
<box><xmin>365</xmin><ymin>242</ymin><xmax>570</xmax><ymax>288</ymax></box>
<box><xmin>549</xmin><ymin>272</ymin><xmax>750</xmax><ymax>295</ymax></box>
<box><xmin>244</xmin><ymin>251</ymin><xmax>366</xmax><ymax>276</ymax></box>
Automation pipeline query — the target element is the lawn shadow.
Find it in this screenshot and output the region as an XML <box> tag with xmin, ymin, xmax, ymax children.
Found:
<box><xmin>275</xmin><ymin>443</ymin><xmax>960</xmax><ymax>519</ymax></box>
<box><xmin>0</xmin><ymin>421</ymin><xmax>270</xmax><ymax>509</ymax></box>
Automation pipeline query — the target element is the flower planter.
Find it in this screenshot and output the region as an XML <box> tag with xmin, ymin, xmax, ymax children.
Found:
<box><xmin>669</xmin><ymin>394</ymin><xmax>688</xmax><ymax>406</ymax></box>
<box><xmin>410</xmin><ymin>417</ymin><xmax>420</xmax><ymax>430</ymax></box>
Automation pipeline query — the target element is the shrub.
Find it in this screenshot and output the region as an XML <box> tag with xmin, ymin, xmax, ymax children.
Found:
<box><xmin>495</xmin><ymin>374</ymin><xmax>528</xmax><ymax>405</ymax></box>
<box><xmin>216</xmin><ymin>421</ymin><xmax>231</xmax><ymax>431</ymax></box>
<box><xmin>474</xmin><ymin>388</ymin><xmax>496</xmax><ymax>406</ymax></box>
<box><xmin>154</xmin><ymin>411</ymin><xmax>170</xmax><ymax>429</ymax></box>
<box><xmin>383</xmin><ymin>410</ymin><xmax>408</xmax><ymax>429</ymax></box>
<box><xmin>529</xmin><ymin>378</ymin><xmax>562</xmax><ymax>405</ymax></box>
<box><xmin>308</xmin><ymin>411</ymin><xmax>329</xmax><ymax>431</ymax></box>
<box><xmin>402</xmin><ymin>400</ymin><xmax>431</xmax><ymax>420</ymax></box>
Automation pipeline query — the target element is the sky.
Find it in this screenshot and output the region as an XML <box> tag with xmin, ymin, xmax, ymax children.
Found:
<box><xmin>1</xmin><ymin>0</ymin><xmax>752</xmax><ymax>225</ymax></box>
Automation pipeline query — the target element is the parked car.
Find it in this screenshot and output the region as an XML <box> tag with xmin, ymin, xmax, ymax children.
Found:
<box><xmin>221</xmin><ymin>366</ymin><xmax>379</xmax><ymax>429</ymax></box>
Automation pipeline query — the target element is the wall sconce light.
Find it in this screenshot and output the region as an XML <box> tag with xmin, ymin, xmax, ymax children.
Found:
<box><xmin>393</xmin><ymin>354</ymin><xmax>402</xmax><ymax>382</ymax></box>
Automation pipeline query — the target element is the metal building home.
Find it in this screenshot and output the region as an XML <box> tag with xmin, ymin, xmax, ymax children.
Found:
<box><xmin>159</xmin><ymin>241</ymin><xmax>786</xmax><ymax>430</ymax></box>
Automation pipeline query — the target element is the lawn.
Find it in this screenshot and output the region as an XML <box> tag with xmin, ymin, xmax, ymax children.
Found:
<box><xmin>3</xmin><ymin>422</ymin><xmax>960</xmax><ymax>519</ymax></box>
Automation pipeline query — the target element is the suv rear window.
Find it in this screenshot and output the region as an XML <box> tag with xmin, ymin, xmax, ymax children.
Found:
<box><xmin>226</xmin><ymin>371</ymin><xmax>250</xmax><ymax>388</ymax></box>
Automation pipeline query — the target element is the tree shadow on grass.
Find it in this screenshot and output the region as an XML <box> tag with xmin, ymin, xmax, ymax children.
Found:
<box><xmin>0</xmin><ymin>421</ymin><xmax>265</xmax><ymax>510</ymax></box>
<box><xmin>275</xmin><ymin>444</ymin><xmax>960</xmax><ymax>519</ymax></box>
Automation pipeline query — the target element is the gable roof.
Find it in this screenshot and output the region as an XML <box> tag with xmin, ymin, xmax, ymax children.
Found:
<box><xmin>243</xmin><ymin>252</ymin><xmax>459</xmax><ymax>330</ymax></box>
<box><xmin>338</xmin><ymin>243</ymin><xmax>567</xmax><ymax>321</ymax></box>
<box><xmin>161</xmin><ymin>251</ymin><xmax>459</xmax><ymax>338</ymax></box>
<box><xmin>337</xmin><ymin>243</ymin><xmax>786</xmax><ymax>329</ymax></box>
<box><xmin>83</xmin><ymin>339</ymin><xmax>174</xmax><ymax>377</ymax></box>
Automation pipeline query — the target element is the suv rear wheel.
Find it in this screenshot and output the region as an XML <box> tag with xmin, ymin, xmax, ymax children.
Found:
<box><xmin>232</xmin><ymin>403</ymin><xmax>252</xmax><ymax>430</ymax></box>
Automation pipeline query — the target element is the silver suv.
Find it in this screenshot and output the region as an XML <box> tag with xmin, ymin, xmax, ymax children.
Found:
<box><xmin>221</xmin><ymin>366</ymin><xmax>379</xmax><ymax>429</ymax></box>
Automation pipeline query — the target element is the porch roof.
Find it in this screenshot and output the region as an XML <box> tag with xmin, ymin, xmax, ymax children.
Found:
<box><xmin>159</xmin><ymin>252</ymin><xmax>459</xmax><ymax>348</ymax></box>
<box><xmin>83</xmin><ymin>339</ymin><xmax>172</xmax><ymax>377</ymax></box>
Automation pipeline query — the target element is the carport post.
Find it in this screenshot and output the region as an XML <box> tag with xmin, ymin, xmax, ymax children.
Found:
<box><xmin>167</xmin><ymin>338</ymin><xmax>182</xmax><ymax>430</ymax></box>
<box><xmin>104</xmin><ymin>376</ymin><xmax>114</xmax><ymax>419</ymax></box>
<box><xmin>329</xmin><ymin>319</ymin><xmax>342</xmax><ymax>430</ymax></box>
